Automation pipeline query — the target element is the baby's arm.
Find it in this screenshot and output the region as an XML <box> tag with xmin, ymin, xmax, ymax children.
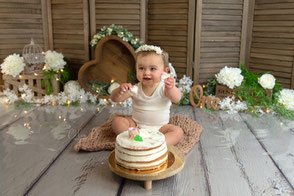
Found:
<box><xmin>110</xmin><ymin>83</ymin><xmax>132</xmax><ymax>102</ymax></box>
<box><xmin>164</xmin><ymin>76</ymin><xmax>182</xmax><ymax>103</ymax></box>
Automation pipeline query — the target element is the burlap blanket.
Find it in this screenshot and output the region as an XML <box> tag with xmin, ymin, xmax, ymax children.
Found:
<box><xmin>74</xmin><ymin>114</ymin><xmax>203</xmax><ymax>154</ymax></box>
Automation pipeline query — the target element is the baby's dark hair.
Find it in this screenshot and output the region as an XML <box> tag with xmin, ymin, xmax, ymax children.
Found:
<box><xmin>135</xmin><ymin>50</ymin><xmax>169</xmax><ymax>68</ymax></box>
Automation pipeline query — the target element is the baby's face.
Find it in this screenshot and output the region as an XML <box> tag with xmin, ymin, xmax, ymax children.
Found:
<box><xmin>136</xmin><ymin>53</ymin><xmax>166</xmax><ymax>86</ymax></box>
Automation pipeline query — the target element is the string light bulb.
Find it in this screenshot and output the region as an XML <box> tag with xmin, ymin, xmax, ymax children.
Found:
<box><xmin>111</xmin><ymin>79</ymin><xmax>114</xmax><ymax>83</ymax></box>
<box><xmin>34</xmin><ymin>73</ymin><xmax>38</xmax><ymax>76</ymax></box>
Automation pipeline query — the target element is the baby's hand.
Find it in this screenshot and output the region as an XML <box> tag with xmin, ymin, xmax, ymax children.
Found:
<box><xmin>120</xmin><ymin>83</ymin><xmax>133</xmax><ymax>94</ymax></box>
<box><xmin>164</xmin><ymin>76</ymin><xmax>175</xmax><ymax>89</ymax></box>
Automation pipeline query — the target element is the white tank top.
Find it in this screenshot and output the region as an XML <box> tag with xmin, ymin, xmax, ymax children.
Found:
<box><xmin>132</xmin><ymin>82</ymin><xmax>172</xmax><ymax>129</ymax></box>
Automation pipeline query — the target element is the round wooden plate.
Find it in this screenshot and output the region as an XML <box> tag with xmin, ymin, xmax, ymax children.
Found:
<box><xmin>108</xmin><ymin>145</ymin><xmax>185</xmax><ymax>189</ymax></box>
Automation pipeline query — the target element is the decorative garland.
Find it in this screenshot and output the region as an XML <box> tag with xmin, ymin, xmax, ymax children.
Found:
<box><xmin>90</xmin><ymin>24</ymin><xmax>143</xmax><ymax>50</ymax></box>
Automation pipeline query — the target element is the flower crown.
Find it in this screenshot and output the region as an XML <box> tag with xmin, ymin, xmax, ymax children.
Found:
<box><xmin>135</xmin><ymin>44</ymin><xmax>163</xmax><ymax>55</ymax></box>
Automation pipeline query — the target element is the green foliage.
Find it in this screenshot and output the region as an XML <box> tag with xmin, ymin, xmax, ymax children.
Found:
<box><xmin>203</xmin><ymin>78</ymin><xmax>218</xmax><ymax>96</ymax></box>
<box><xmin>127</xmin><ymin>68</ymin><xmax>138</xmax><ymax>84</ymax></box>
<box><xmin>177</xmin><ymin>91</ymin><xmax>190</xmax><ymax>105</ymax></box>
<box><xmin>42</xmin><ymin>70</ymin><xmax>55</xmax><ymax>95</ymax></box>
<box><xmin>87</xmin><ymin>81</ymin><xmax>109</xmax><ymax>96</ymax></box>
<box><xmin>91</xmin><ymin>24</ymin><xmax>143</xmax><ymax>50</ymax></box>
<box><xmin>235</xmin><ymin>64</ymin><xmax>294</xmax><ymax>119</ymax></box>
<box><xmin>59</xmin><ymin>66</ymin><xmax>73</xmax><ymax>85</ymax></box>
<box><xmin>274</xmin><ymin>103</ymin><xmax>294</xmax><ymax>119</ymax></box>
<box><xmin>14</xmin><ymin>101</ymin><xmax>34</xmax><ymax>109</ymax></box>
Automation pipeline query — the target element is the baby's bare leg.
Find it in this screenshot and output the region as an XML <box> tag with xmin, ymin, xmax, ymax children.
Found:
<box><xmin>159</xmin><ymin>124</ymin><xmax>183</xmax><ymax>145</ymax></box>
<box><xmin>112</xmin><ymin>116</ymin><xmax>136</xmax><ymax>135</ymax></box>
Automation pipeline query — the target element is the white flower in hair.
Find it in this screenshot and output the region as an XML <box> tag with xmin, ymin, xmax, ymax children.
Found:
<box><xmin>135</xmin><ymin>44</ymin><xmax>162</xmax><ymax>55</ymax></box>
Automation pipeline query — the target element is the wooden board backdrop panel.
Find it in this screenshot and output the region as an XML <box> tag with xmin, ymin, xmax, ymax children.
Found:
<box><xmin>246</xmin><ymin>0</ymin><xmax>294</xmax><ymax>89</ymax></box>
<box><xmin>50</xmin><ymin>0</ymin><xmax>90</xmax><ymax>76</ymax></box>
<box><xmin>90</xmin><ymin>0</ymin><xmax>143</xmax><ymax>58</ymax></box>
<box><xmin>194</xmin><ymin>0</ymin><xmax>248</xmax><ymax>84</ymax></box>
<box><xmin>147</xmin><ymin>0</ymin><xmax>195</xmax><ymax>79</ymax></box>
<box><xmin>0</xmin><ymin>0</ymin><xmax>46</xmax><ymax>91</ymax></box>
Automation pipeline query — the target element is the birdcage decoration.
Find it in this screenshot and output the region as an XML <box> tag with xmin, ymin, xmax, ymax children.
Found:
<box><xmin>22</xmin><ymin>38</ymin><xmax>44</xmax><ymax>74</ymax></box>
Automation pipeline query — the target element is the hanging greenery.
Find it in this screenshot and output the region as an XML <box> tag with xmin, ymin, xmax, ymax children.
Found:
<box><xmin>90</xmin><ymin>24</ymin><xmax>143</xmax><ymax>50</ymax></box>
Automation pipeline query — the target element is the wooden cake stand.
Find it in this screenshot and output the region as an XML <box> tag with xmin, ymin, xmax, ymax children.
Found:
<box><xmin>108</xmin><ymin>145</ymin><xmax>185</xmax><ymax>190</ymax></box>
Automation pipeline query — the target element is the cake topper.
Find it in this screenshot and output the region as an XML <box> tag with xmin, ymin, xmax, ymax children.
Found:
<box><xmin>128</xmin><ymin>127</ymin><xmax>143</xmax><ymax>142</ymax></box>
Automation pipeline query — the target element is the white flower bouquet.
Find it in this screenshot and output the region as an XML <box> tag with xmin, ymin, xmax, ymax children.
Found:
<box><xmin>258</xmin><ymin>74</ymin><xmax>275</xmax><ymax>90</ymax></box>
<box><xmin>44</xmin><ymin>50</ymin><xmax>66</xmax><ymax>72</ymax></box>
<box><xmin>64</xmin><ymin>80</ymin><xmax>82</xmax><ymax>102</ymax></box>
<box><xmin>278</xmin><ymin>89</ymin><xmax>294</xmax><ymax>111</ymax></box>
<box><xmin>215</xmin><ymin>66</ymin><xmax>244</xmax><ymax>89</ymax></box>
<box><xmin>0</xmin><ymin>54</ymin><xmax>25</xmax><ymax>77</ymax></box>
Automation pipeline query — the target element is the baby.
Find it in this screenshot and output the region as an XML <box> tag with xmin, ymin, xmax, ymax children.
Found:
<box><xmin>110</xmin><ymin>44</ymin><xmax>183</xmax><ymax>145</ymax></box>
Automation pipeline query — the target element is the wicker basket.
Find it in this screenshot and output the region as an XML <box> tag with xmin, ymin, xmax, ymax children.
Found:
<box><xmin>78</xmin><ymin>35</ymin><xmax>136</xmax><ymax>94</ymax></box>
<box><xmin>3</xmin><ymin>72</ymin><xmax>60</xmax><ymax>98</ymax></box>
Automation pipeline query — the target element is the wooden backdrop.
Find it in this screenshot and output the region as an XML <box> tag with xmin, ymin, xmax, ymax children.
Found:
<box><xmin>0</xmin><ymin>0</ymin><xmax>294</xmax><ymax>89</ymax></box>
<box><xmin>246</xmin><ymin>0</ymin><xmax>294</xmax><ymax>89</ymax></box>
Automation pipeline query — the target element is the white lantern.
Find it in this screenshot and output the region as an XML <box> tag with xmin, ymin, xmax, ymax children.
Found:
<box><xmin>22</xmin><ymin>38</ymin><xmax>44</xmax><ymax>73</ymax></box>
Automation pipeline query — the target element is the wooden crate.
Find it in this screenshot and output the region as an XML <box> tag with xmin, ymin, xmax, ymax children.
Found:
<box><xmin>3</xmin><ymin>72</ymin><xmax>60</xmax><ymax>98</ymax></box>
<box><xmin>216</xmin><ymin>84</ymin><xmax>273</xmax><ymax>100</ymax></box>
<box><xmin>215</xmin><ymin>85</ymin><xmax>238</xmax><ymax>99</ymax></box>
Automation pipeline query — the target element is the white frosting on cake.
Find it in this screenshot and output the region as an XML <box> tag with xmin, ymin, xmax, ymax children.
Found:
<box><xmin>116</xmin><ymin>155</ymin><xmax>168</xmax><ymax>168</ymax></box>
<box><xmin>115</xmin><ymin>129</ymin><xmax>167</xmax><ymax>170</ymax></box>
<box><xmin>116</xmin><ymin>129</ymin><xmax>165</xmax><ymax>150</ymax></box>
<box><xmin>115</xmin><ymin>143</ymin><xmax>167</xmax><ymax>162</ymax></box>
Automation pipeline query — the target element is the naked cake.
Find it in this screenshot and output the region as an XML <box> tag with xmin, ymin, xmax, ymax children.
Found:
<box><xmin>115</xmin><ymin>127</ymin><xmax>168</xmax><ymax>171</ymax></box>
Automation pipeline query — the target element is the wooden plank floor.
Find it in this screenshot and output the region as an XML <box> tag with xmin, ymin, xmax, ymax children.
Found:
<box><xmin>1</xmin><ymin>104</ymin><xmax>294</xmax><ymax>196</ymax></box>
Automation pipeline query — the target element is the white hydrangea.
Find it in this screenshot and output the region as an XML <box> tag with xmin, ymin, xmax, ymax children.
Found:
<box><xmin>88</xmin><ymin>93</ymin><xmax>98</xmax><ymax>104</ymax></box>
<box><xmin>216</xmin><ymin>66</ymin><xmax>244</xmax><ymax>89</ymax></box>
<box><xmin>278</xmin><ymin>89</ymin><xmax>294</xmax><ymax>110</ymax></box>
<box><xmin>0</xmin><ymin>89</ymin><xmax>19</xmax><ymax>104</ymax></box>
<box><xmin>19</xmin><ymin>84</ymin><xmax>34</xmax><ymax>103</ymax></box>
<box><xmin>64</xmin><ymin>81</ymin><xmax>81</xmax><ymax>102</ymax></box>
<box><xmin>176</xmin><ymin>75</ymin><xmax>193</xmax><ymax>93</ymax></box>
<box><xmin>57</xmin><ymin>92</ymin><xmax>68</xmax><ymax>105</ymax></box>
<box><xmin>258</xmin><ymin>74</ymin><xmax>275</xmax><ymax>89</ymax></box>
<box><xmin>98</xmin><ymin>98</ymin><xmax>107</xmax><ymax>106</ymax></box>
<box><xmin>219</xmin><ymin>96</ymin><xmax>247</xmax><ymax>114</ymax></box>
<box><xmin>135</xmin><ymin>44</ymin><xmax>162</xmax><ymax>55</ymax></box>
<box><xmin>44</xmin><ymin>50</ymin><xmax>66</xmax><ymax>71</ymax></box>
<box><xmin>0</xmin><ymin>54</ymin><xmax>25</xmax><ymax>77</ymax></box>
<box><xmin>79</xmin><ymin>89</ymin><xmax>88</xmax><ymax>104</ymax></box>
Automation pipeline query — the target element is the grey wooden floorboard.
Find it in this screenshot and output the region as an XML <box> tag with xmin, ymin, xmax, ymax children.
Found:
<box><xmin>0</xmin><ymin>104</ymin><xmax>35</xmax><ymax>131</ymax></box>
<box><xmin>241</xmin><ymin>113</ymin><xmax>294</xmax><ymax>193</ymax></box>
<box><xmin>0</xmin><ymin>104</ymin><xmax>97</xmax><ymax>196</ymax></box>
<box><xmin>122</xmin><ymin>106</ymin><xmax>208</xmax><ymax>196</ymax></box>
<box><xmin>27</xmin><ymin>107</ymin><xmax>121</xmax><ymax>196</ymax></box>
<box><xmin>193</xmin><ymin>109</ymin><xmax>294</xmax><ymax>196</ymax></box>
<box><xmin>219</xmin><ymin>111</ymin><xmax>294</xmax><ymax>195</ymax></box>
